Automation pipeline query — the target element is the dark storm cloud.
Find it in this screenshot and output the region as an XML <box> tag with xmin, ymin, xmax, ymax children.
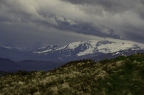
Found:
<box><xmin>64</xmin><ymin>0</ymin><xmax>144</xmax><ymax>16</ymax></box>
<box><xmin>0</xmin><ymin>21</ymin><xmax>97</xmax><ymax>47</ymax></box>
<box><xmin>0</xmin><ymin>0</ymin><xmax>99</xmax><ymax>47</ymax></box>
<box><xmin>69</xmin><ymin>0</ymin><xmax>144</xmax><ymax>42</ymax></box>
<box><xmin>0</xmin><ymin>0</ymin><xmax>144</xmax><ymax>47</ymax></box>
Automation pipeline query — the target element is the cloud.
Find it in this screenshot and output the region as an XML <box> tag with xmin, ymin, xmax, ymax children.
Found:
<box><xmin>0</xmin><ymin>19</ymin><xmax>98</xmax><ymax>47</ymax></box>
<box><xmin>0</xmin><ymin>0</ymin><xmax>144</xmax><ymax>47</ymax></box>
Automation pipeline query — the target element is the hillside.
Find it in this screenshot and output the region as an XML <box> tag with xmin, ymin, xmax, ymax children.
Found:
<box><xmin>0</xmin><ymin>53</ymin><xmax>144</xmax><ymax>95</ymax></box>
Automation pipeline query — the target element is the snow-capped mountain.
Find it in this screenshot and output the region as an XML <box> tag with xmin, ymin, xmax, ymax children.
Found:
<box><xmin>0</xmin><ymin>38</ymin><xmax>144</xmax><ymax>62</ymax></box>
<box><xmin>32</xmin><ymin>38</ymin><xmax>144</xmax><ymax>61</ymax></box>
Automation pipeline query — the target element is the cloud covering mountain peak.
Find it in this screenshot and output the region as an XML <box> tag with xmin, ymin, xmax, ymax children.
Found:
<box><xmin>0</xmin><ymin>0</ymin><xmax>144</xmax><ymax>47</ymax></box>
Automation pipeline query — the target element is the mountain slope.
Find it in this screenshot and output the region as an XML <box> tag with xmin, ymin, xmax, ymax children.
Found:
<box><xmin>0</xmin><ymin>57</ymin><xmax>19</xmax><ymax>71</ymax></box>
<box><xmin>0</xmin><ymin>53</ymin><xmax>144</xmax><ymax>95</ymax></box>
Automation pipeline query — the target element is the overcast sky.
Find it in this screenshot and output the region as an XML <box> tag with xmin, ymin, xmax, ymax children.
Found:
<box><xmin>0</xmin><ymin>0</ymin><xmax>144</xmax><ymax>47</ymax></box>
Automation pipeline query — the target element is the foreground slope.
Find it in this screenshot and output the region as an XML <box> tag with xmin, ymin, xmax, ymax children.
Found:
<box><xmin>0</xmin><ymin>54</ymin><xmax>144</xmax><ymax>95</ymax></box>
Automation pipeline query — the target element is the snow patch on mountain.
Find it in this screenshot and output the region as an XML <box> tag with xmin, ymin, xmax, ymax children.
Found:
<box><xmin>77</xmin><ymin>48</ymin><xmax>95</xmax><ymax>56</ymax></box>
<box><xmin>66</xmin><ymin>41</ymin><xmax>82</xmax><ymax>50</ymax></box>
<box><xmin>97</xmin><ymin>42</ymin><xmax>136</xmax><ymax>53</ymax></box>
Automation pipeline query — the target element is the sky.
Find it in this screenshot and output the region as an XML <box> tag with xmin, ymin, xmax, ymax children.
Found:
<box><xmin>0</xmin><ymin>0</ymin><xmax>144</xmax><ymax>47</ymax></box>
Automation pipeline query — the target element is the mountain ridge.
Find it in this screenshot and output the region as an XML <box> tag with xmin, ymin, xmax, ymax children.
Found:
<box><xmin>0</xmin><ymin>57</ymin><xmax>64</xmax><ymax>71</ymax></box>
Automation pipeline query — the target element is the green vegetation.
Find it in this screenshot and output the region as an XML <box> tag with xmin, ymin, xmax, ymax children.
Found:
<box><xmin>0</xmin><ymin>53</ymin><xmax>144</xmax><ymax>95</ymax></box>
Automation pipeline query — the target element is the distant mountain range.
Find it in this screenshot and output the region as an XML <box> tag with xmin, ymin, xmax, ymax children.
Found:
<box><xmin>0</xmin><ymin>38</ymin><xmax>144</xmax><ymax>71</ymax></box>
<box><xmin>0</xmin><ymin>57</ymin><xmax>63</xmax><ymax>71</ymax></box>
<box><xmin>0</xmin><ymin>38</ymin><xmax>144</xmax><ymax>62</ymax></box>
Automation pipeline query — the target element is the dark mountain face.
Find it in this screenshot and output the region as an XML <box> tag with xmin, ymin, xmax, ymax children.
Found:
<box><xmin>0</xmin><ymin>57</ymin><xmax>64</xmax><ymax>72</ymax></box>
<box><xmin>0</xmin><ymin>57</ymin><xmax>14</xmax><ymax>63</ymax></box>
<box><xmin>0</xmin><ymin>57</ymin><xmax>18</xmax><ymax>71</ymax></box>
